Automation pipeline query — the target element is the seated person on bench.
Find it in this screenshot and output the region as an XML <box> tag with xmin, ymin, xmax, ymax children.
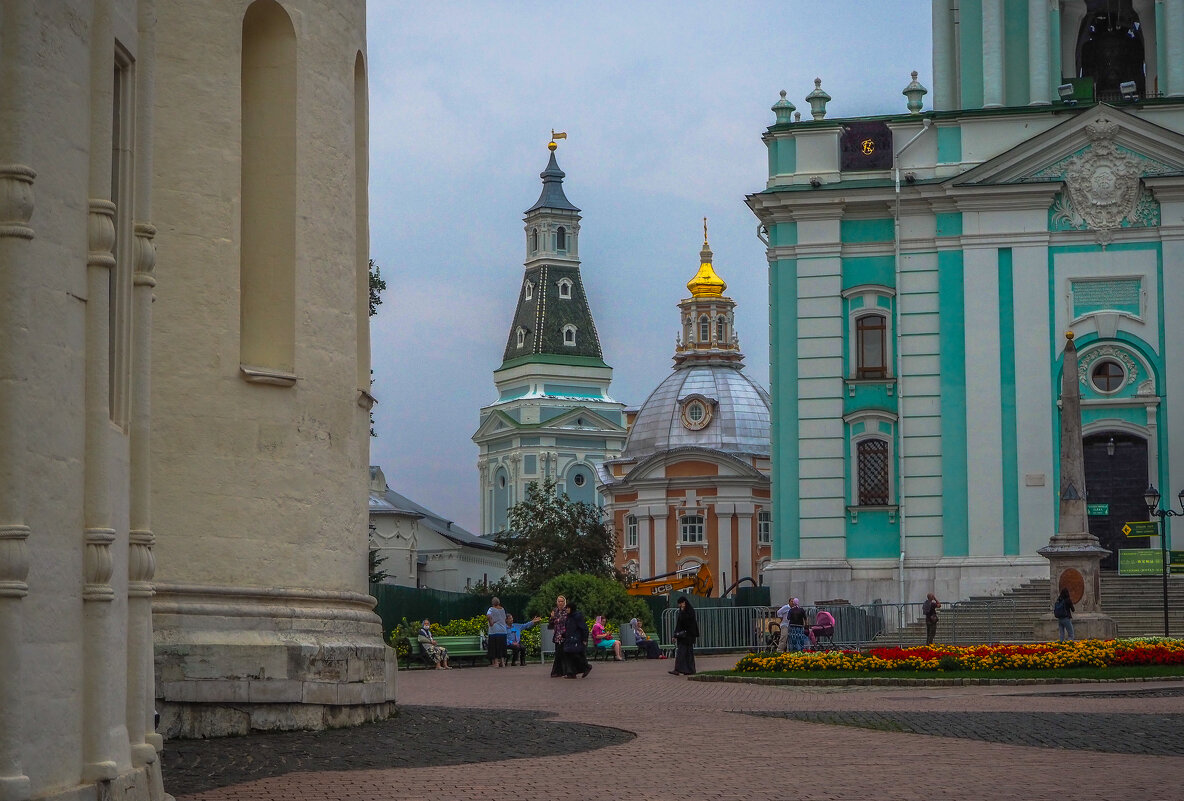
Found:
<box><xmin>808</xmin><ymin>609</ymin><xmax>835</xmax><ymax>645</ymax></box>
<box><xmin>592</xmin><ymin>615</ymin><xmax>624</xmax><ymax>661</ymax></box>
<box><xmin>505</xmin><ymin>613</ymin><xmax>542</xmax><ymax>666</ymax></box>
<box><xmin>630</xmin><ymin>618</ymin><xmax>665</xmax><ymax>659</ymax></box>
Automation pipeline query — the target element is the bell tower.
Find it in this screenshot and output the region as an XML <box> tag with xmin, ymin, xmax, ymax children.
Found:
<box><xmin>473</xmin><ymin>137</ymin><xmax>626</xmax><ymax>535</ymax></box>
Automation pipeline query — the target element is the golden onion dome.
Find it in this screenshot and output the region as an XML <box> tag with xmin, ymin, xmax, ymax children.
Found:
<box><xmin>686</xmin><ymin>220</ymin><xmax>726</xmax><ymax>298</ymax></box>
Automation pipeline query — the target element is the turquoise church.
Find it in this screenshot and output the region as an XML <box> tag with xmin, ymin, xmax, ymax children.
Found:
<box><xmin>749</xmin><ymin>0</ymin><xmax>1184</xmax><ymax>606</ymax></box>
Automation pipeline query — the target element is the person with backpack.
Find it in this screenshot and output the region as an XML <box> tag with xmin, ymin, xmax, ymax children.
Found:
<box><xmin>922</xmin><ymin>593</ymin><xmax>941</xmax><ymax>645</ymax></box>
<box><xmin>1053</xmin><ymin>588</ymin><xmax>1075</xmax><ymax>641</ymax></box>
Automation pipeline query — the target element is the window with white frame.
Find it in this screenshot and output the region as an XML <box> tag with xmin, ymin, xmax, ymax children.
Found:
<box><xmin>515</xmin><ymin>327</ymin><xmax>526</xmax><ymax>348</ymax></box>
<box><xmin>856</xmin><ymin>313</ymin><xmax>887</xmax><ymax>379</ymax></box>
<box><xmin>716</xmin><ymin>316</ymin><xmax>727</xmax><ymax>344</ymax></box>
<box><xmin>563</xmin><ymin>324</ymin><xmax>577</xmax><ymax>346</ymax></box>
<box><xmin>524</xmin><ymin>281</ymin><xmax>533</xmax><ymax>301</ymax></box>
<box><xmin>698</xmin><ymin>315</ymin><xmax>710</xmax><ymax>342</ymax></box>
<box><xmin>556</xmin><ymin>226</ymin><xmax>567</xmax><ymax>251</ymax></box>
<box><xmin>625</xmin><ymin>515</ymin><xmax>638</xmax><ymax>549</ymax></box>
<box><xmin>531</xmin><ymin>228</ymin><xmax>538</xmax><ymax>253</ymax></box>
<box><xmin>558</xmin><ymin>277</ymin><xmax>572</xmax><ymax>299</ymax></box>
<box><xmin>679</xmin><ymin>514</ymin><xmax>705</xmax><ymax>544</ymax></box>
<box><xmin>757</xmin><ymin>511</ymin><xmax>772</xmax><ymax>544</ymax></box>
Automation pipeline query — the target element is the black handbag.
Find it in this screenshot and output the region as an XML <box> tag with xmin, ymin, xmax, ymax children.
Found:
<box><xmin>562</xmin><ymin>636</ymin><xmax>584</xmax><ymax>653</ymax></box>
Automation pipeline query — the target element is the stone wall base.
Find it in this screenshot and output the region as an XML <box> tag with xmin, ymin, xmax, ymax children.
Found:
<box><xmin>1033</xmin><ymin>612</ymin><xmax>1118</xmax><ymax>641</ymax></box>
<box><xmin>762</xmin><ymin>556</ymin><xmax>1049</xmax><ymax>608</ymax></box>
<box><xmin>30</xmin><ymin>761</ymin><xmax>168</xmax><ymax>801</ymax></box>
<box><xmin>158</xmin><ymin>700</ymin><xmax>398</xmax><ymax>740</ymax></box>
<box><xmin>153</xmin><ymin>583</ymin><xmax>398</xmax><ymax>739</ymax></box>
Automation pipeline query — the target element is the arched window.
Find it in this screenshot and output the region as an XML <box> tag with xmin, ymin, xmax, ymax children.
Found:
<box><xmin>757</xmin><ymin>511</ymin><xmax>772</xmax><ymax>544</ymax></box>
<box><xmin>716</xmin><ymin>316</ymin><xmax>727</xmax><ymax>344</ymax></box>
<box><xmin>625</xmin><ymin>515</ymin><xmax>638</xmax><ymax>549</ymax></box>
<box><xmin>558</xmin><ymin>278</ymin><xmax>572</xmax><ymax>299</ymax></box>
<box><xmin>524</xmin><ymin>281</ymin><xmax>533</xmax><ymax>301</ymax></box>
<box><xmin>563</xmin><ymin>324</ymin><xmax>577</xmax><ymax>346</ymax></box>
<box><xmin>856</xmin><ymin>438</ymin><xmax>890</xmax><ymax>505</ymax></box>
<box><xmin>698</xmin><ymin>315</ymin><xmax>710</xmax><ymax>343</ymax></box>
<box><xmin>856</xmin><ymin>313</ymin><xmax>887</xmax><ymax>379</ymax></box>
<box><xmin>556</xmin><ymin>226</ymin><xmax>567</xmax><ymax>251</ymax></box>
<box><xmin>679</xmin><ymin>515</ymin><xmax>705</xmax><ymax>544</ymax></box>
<box><xmin>1077</xmin><ymin>2</ymin><xmax>1145</xmax><ymax>100</ymax></box>
<box><xmin>531</xmin><ymin>228</ymin><xmax>538</xmax><ymax>253</ymax></box>
<box><xmin>515</xmin><ymin>327</ymin><xmax>526</xmax><ymax>348</ymax></box>
<box><xmin>240</xmin><ymin>0</ymin><xmax>297</xmax><ymax>377</ymax></box>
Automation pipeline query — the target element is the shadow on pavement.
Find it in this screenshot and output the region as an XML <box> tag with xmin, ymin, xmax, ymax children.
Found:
<box><xmin>163</xmin><ymin>705</ymin><xmax>635</xmax><ymax>797</ymax></box>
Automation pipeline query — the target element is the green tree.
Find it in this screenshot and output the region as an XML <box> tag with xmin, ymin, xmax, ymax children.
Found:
<box><xmin>495</xmin><ymin>477</ymin><xmax>618</xmax><ymax>593</ymax></box>
<box><xmin>368</xmin><ymin>259</ymin><xmax>386</xmax><ymax>437</ymax></box>
<box><xmin>368</xmin><ymin>524</ymin><xmax>391</xmax><ymax>584</ymax></box>
<box><xmin>525</xmin><ymin>572</ymin><xmax>653</xmax><ymax>630</ymax></box>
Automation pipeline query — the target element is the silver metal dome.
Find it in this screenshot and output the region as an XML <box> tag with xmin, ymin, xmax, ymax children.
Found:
<box><xmin>622</xmin><ymin>364</ymin><xmax>771</xmax><ymax>458</ymax></box>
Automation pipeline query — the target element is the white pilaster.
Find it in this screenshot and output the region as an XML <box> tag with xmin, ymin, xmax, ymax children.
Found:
<box><xmin>982</xmin><ymin>0</ymin><xmax>1006</xmax><ymax>107</ymax></box>
<box><xmin>638</xmin><ymin>515</ymin><xmax>652</xmax><ymax>578</ymax></box>
<box><xmin>932</xmin><ymin>0</ymin><xmax>956</xmax><ymax>110</ymax></box>
<box><xmin>651</xmin><ymin>509</ymin><xmax>668</xmax><ymax>576</ymax></box>
<box><xmin>1029</xmin><ymin>0</ymin><xmax>1051</xmax><ymax>104</ymax></box>
<box><xmin>737</xmin><ymin>510</ymin><xmax>754</xmax><ymax>580</ymax></box>
<box><xmin>716</xmin><ymin>505</ymin><xmax>734</xmax><ymax>592</ymax></box>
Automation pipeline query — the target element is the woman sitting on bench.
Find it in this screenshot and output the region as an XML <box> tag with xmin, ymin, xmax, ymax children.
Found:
<box><xmin>591</xmin><ymin>615</ymin><xmax>624</xmax><ymax>661</ymax></box>
<box><xmin>417</xmin><ymin>619</ymin><xmax>451</xmax><ymax>669</ymax></box>
<box><xmin>630</xmin><ymin>618</ymin><xmax>665</xmax><ymax>659</ymax></box>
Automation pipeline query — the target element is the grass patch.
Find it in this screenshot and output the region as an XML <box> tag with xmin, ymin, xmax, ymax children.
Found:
<box><xmin>705</xmin><ymin>664</ymin><xmax>1184</xmax><ymax>681</ymax></box>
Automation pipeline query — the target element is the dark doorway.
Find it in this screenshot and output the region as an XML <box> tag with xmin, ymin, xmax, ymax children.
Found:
<box><xmin>1076</xmin><ymin>1</ymin><xmax>1146</xmax><ymax>100</ymax></box>
<box><xmin>1083</xmin><ymin>431</ymin><xmax>1149</xmax><ymax>570</ymax></box>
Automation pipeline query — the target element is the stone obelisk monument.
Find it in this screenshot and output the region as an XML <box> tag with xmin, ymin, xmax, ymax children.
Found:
<box><xmin>1035</xmin><ymin>332</ymin><xmax>1117</xmax><ymax>640</ymax></box>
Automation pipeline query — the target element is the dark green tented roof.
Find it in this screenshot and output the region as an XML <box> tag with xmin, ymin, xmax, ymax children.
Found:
<box><xmin>501</xmin><ymin>264</ymin><xmax>606</xmax><ymax>365</ymax></box>
<box><xmin>525</xmin><ymin>151</ymin><xmax>580</xmax><ymax>212</ymax></box>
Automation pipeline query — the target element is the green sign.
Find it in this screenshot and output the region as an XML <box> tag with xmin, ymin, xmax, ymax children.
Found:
<box><xmin>1087</xmin><ymin>503</ymin><xmax>1109</xmax><ymax>516</ymax></box>
<box><xmin>1122</xmin><ymin>521</ymin><xmax>1158</xmax><ymax>538</ymax></box>
<box><xmin>1119</xmin><ymin>549</ymin><xmax>1162</xmax><ymax>575</ymax></box>
<box><xmin>1119</xmin><ymin>549</ymin><xmax>1184</xmax><ymax>575</ymax></box>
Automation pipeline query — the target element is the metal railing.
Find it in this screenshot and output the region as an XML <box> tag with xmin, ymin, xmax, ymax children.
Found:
<box><xmin>659</xmin><ymin>597</ymin><xmax>1021</xmax><ymax>653</ymax></box>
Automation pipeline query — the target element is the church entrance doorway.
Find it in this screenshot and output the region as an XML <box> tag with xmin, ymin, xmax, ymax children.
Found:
<box><xmin>1083</xmin><ymin>431</ymin><xmax>1150</xmax><ymax>570</ymax></box>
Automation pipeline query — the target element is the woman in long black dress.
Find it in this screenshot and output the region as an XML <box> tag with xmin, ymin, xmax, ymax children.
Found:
<box><xmin>670</xmin><ymin>596</ymin><xmax>699</xmax><ymax>676</ymax></box>
<box><xmin>548</xmin><ymin>594</ymin><xmax>569</xmax><ymax>678</ymax></box>
<box><xmin>563</xmin><ymin>601</ymin><xmax>592</xmax><ymax>678</ymax></box>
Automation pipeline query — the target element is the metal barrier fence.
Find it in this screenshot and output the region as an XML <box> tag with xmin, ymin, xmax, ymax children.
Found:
<box><xmin>659</xmin><ymin>597</ymin><xmax>1020</xmax><ymax>653</ymax></box>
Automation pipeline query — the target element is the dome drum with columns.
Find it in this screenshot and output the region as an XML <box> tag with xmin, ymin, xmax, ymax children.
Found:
<box><xmin>600</xmin><ymin>229</ymin><xmax>772</xmax><ymax>592</ymax></box>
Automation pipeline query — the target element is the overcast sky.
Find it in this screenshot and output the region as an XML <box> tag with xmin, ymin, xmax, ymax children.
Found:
<box><xmin>366</xmin><ymin>1</ymin><xmax>932</xmax><ymax>533</ymax></box>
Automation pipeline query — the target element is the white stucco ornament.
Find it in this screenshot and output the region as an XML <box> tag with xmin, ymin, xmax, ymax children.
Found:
<box><xmin>1050</xmin><ymin>118</ymin><xmax>1145</xmax><ymax>245</ymax></box>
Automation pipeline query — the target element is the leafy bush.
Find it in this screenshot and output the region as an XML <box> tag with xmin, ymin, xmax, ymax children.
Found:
<box><xmin>388</xmin><ymin>614</ymin><xmax>546</xmax><ymax>660</ymax></box>
<box><xmin>526</xmin><ymin>572</ymin><xmax>653</xmax><ymax>630</ymax></box>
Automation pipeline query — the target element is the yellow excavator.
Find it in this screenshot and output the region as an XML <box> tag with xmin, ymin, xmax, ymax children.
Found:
<box><xmin>626</xmin><ymin>564</ymin><xmax>714</xmax><ymax>598</ymax></box>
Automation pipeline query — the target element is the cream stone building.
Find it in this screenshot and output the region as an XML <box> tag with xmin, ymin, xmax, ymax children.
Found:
<box><xmin>0</xmin><ymin>1</ymin><xmax>390</xmax><ymax>798</ymax></box>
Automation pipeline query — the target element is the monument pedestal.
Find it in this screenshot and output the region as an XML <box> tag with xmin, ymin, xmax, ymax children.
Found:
<box><xmin>1035</xmin><ymin>534</ymin><xmax>1116</xmax><ymax>641</ymax></box>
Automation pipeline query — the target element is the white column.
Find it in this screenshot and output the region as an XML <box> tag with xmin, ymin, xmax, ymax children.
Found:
<box><xmin>737</xmin><ymin>511</ymin><xmax>754</xmax><ymax>580</ymax></box>
<box><xmin>1029</xmin><ymin>0</ymin><xmax>1051</xmax><ymax>104</ymax></box>
<box><xmin>982</xmin><ymin>0</ymin><xmax>1005</xmax><ymax>107</ymax></box>
<box><xmin>716</xmin><ymin>504</ymin><xmax>734</xmax><ymax>593</ymax></box>
<box><xmin>638</xmin><ymin>515</ymin><xmax>652</xmax><ymax>578</ymax></box>
<box><xmin>82</xmin><ymin>0</ymin><xmax>121</xmax><ymax>782</ymax></box>
<box><xmin>0</xmin><ymin>1</ymin><xmax>36</xmax><ymax>794</ymax></box>
<box><xmin>1050</xmin><ymin>1</ymin><xmax>1063</xmax><ymax>101</ymax></box>
<box><xmin>932</xmin><ymin>0</ymin><xmax>957</xmax><ymax>110</ymax></box>
<box><xmin>1164</xmin><ymin>0</ymin><xmax>1184</xmax><ymax>96</ymax></box>
<box><xmin>651</xmin><ymin>509</ymin><xmax>668</xmax><ymax>576</ymax></box>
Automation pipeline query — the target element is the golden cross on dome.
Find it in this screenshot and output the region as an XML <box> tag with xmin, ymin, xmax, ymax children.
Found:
<box><xmin>703</xmin><ymin>217</ymin><xmax>709</xmax><ymax>244</ymax></box>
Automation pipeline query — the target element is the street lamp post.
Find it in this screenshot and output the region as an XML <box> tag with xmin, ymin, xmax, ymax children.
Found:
<box><xmin>1143</xmin><ymin>485</ymin><xmax>1184</xmax><ymax>637</ymax></box>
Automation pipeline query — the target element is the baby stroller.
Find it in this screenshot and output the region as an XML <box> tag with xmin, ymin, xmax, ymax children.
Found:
<box><xmin>808</xmin><ymin>609</ymin><xmax>837</xmax><ymax>651</ymax></box>
<box><xmin>761</xmin><ymin>619</ymin><xmax>782</xmax><ymax>653</ymax></box>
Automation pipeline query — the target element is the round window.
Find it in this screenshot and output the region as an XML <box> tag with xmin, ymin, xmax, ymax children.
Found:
<box><xmin>573</xmin><ymin>473</ymin><xmax>586</xmax><ymax>487</ymax></box>
<box><xmin>1091</xmin><ymin>360</ymin><xmax>1125</xmax><ymax>393</ymax></box>
<box><xmin>681</xmin><ymin>399</ymin><xmax>711</xmax><ymax>430</ymax></box>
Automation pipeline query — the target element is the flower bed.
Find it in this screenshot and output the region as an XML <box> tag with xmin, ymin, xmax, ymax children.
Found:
<box><xmin>733</xmin><ymin>638</ymin><xmax>1184</xmax><ymax>674</ymax></box>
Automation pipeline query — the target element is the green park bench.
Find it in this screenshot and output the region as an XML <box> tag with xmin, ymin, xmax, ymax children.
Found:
<box><xmin>405</xmin><ymin>634</ymin><xmax>488</xmax><ymax>667</ymax></box>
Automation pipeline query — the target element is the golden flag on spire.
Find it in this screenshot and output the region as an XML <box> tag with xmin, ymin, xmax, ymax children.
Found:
<box><xmin>551</xmin><ymin>130</ymin><xmax>567</xmax><ymax>141</ymax></box>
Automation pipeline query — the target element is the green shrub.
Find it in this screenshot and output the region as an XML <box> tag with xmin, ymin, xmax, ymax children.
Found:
<box><xmin>526</xmin><ymin>572</ymin><xmax>653</xmax><ymax>631</ymax></box>
<box><xmin>390</xmin><ymin>614</ymin><xmax>546</xmax><ymax>660</ymax></box>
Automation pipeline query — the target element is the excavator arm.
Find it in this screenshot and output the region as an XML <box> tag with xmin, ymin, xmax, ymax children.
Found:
<box><xmin>626</xmin><ymin>564</ymin><xmax>713</xmax><ymax>598</ymax></box>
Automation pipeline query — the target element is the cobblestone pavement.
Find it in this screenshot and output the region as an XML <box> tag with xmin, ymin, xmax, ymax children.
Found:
<box><xmin>748</xmin><ymin>710</ymin><xmax>1184</xmax><ymax>754</ymax></box>
<box><xmin>167</xmin><ymin>655</ymin><xmax>1184</xmax><ymax>801</ymax></box>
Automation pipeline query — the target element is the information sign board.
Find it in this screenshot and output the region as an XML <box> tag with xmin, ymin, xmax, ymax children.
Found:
<box><xmin>1118</xmin><ymin>549</ymin><xmax>1161</xmax><ymax>575</ymax></box>
<box><xmin>1087</xmin><ymin>504</ymin><xmax>1109</xmax><ymax>516</ymax></box>
<box><xmin>1122</xmin><ymin>521</ymin><xmax>1158</xmax><ymax>538</ymax></box>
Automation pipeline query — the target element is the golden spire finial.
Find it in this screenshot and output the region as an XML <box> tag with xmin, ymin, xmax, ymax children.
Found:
<box><xmin>688</xmin><ymin>219</ymin><xmax>726</xmax><ymax>298</ymax></box>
